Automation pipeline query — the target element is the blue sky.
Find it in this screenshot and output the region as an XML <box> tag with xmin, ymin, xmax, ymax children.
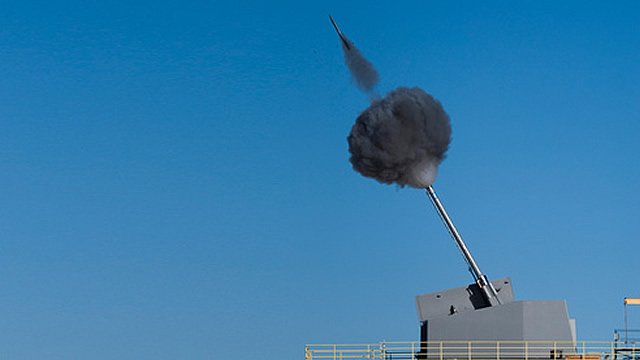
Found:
<box><xmin>1</xmin><ymin>1</ymin><xmax>639</xmax><ymax>359</ymax></box>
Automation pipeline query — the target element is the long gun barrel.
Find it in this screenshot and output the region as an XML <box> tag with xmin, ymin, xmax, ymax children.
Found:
<box><xmin>426</xmin><ymin>185</ymin><xmax>502</xmax><ymax>306</ymax></box>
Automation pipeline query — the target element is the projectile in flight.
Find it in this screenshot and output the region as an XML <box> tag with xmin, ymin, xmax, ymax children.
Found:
<box><xmin>329</xmin><ymin>15</ymin><xmax>351</xmax><ymax>50</ymax></box>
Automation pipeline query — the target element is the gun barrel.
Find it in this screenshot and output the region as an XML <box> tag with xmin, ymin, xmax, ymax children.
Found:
<box><xmin>426</xmin><ymin>185</ymin><xmax>502</xmax><ymax>306</ymax></box>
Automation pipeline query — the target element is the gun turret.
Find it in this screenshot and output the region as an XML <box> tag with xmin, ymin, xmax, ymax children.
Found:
<box><xmin>417</xmin><ymin>186</ymin><xmax>576</xmax><ymax>354</ymax></box>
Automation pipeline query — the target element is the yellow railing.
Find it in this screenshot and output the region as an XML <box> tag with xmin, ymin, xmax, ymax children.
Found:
<box><xmin>305</xmin><ymin>341</ymin><xmax>639</xmax><ymax>360</ymax></box>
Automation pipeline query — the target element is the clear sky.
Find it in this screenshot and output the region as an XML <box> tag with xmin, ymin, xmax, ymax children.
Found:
<box><xmin>1</xmin><ymin>1</ymin><xmax>639</xmax><ymax>359</ymax></box>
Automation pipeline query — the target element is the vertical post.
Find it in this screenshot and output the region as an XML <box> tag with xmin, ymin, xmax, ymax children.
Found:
<box><xmin>625</xmin><ymin>299</ymin><xmax>628</xmax><ymax>344</ymax></box>
<box><xmin>623</xmin><ymin>298</ymin><xmax>640</xmax><ymax>345</ymax></box>
<box><xmin>611</xmin><ymin>341</ymin><xmax>615</xmax><ymax>359</ymax></box>
<box><xmin>426</xmin><ymin>185</ymin><xmax>502</xmax><ymax>306</ymax></box>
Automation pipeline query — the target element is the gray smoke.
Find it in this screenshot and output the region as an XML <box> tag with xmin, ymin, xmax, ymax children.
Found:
<box><xmin>339</xmin><ymin>36</ymin><xmax>379</xmax><ymax>93</ymax></box>
<box><xmin>347</xmin><ymin>87</ymin><xmax>452</xmax><ymax>188</ymax></box>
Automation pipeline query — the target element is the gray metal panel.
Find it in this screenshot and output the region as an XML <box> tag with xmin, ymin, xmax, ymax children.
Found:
<box><xmin>569</xmin><ymin>318</ymin><xmax>577</xmax><ymax>343</ymax></box>
<box><xmin>426</xmin><ymin>300</ymin><xmax>523</xmax><ymax>341</ymax></box>
<box><xmin>416</xmin><ymin>277</ymin><xmax>514</xmax><ymax>322</ymax></box>
<box><xmin>521</xmin><ymin>301</ymin><xmax>575</xmax><ymax>341</ymax></box>
<box><xmin>426</xmin><ymin>300</ymin><xmax>574</xmax><ymax>341</ymax></box>
<box><xmin>421</xmin><ymin>300</ymin><xmax>576</xmax><ymax>358</ymax></box>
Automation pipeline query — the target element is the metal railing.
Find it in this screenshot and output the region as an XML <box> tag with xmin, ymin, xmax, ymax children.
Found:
<box><xmin>305</xmin><ymin>341</ymin><xmax>639</xmax><ymax>360</ymax></box>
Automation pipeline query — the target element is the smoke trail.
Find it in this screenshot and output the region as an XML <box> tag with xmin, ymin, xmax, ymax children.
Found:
<box><xmin>340</xmin><ymin>39</ymin><xmax>380</xmax><ymax>93</ymax></box>
<box><xmin>347</xmin><ymin>87</ymin><xmax>451</xmax><ymax>188</ymax></box>
<box><xmin>330</xmin><ymin>16</ymin><xmax>379</xmax><ymax>94</ymax></box>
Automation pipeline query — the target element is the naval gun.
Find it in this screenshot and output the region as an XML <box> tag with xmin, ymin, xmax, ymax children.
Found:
<box><xmin>417</xmin><ymin>186</ymin><xmax>576</xmax><ymax>358</ymax></box>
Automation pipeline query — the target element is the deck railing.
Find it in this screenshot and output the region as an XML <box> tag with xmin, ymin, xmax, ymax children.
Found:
<box><xmin>305</xmin><ymin>341</ymin><xmax>639</xmax><ymax>360</ymax></box>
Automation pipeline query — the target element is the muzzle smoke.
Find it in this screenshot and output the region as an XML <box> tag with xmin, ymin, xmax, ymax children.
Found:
<box><xmin>348</xmin><ymin>87</ymin><xmax>451</xmax><ymax>188</ymax></box>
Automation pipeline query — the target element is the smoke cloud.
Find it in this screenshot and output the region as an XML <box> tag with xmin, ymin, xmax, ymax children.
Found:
<box><xmin>347</xmin><ymin>87</ymin><xmax>451</xmax><ymax>188</ymax></box>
